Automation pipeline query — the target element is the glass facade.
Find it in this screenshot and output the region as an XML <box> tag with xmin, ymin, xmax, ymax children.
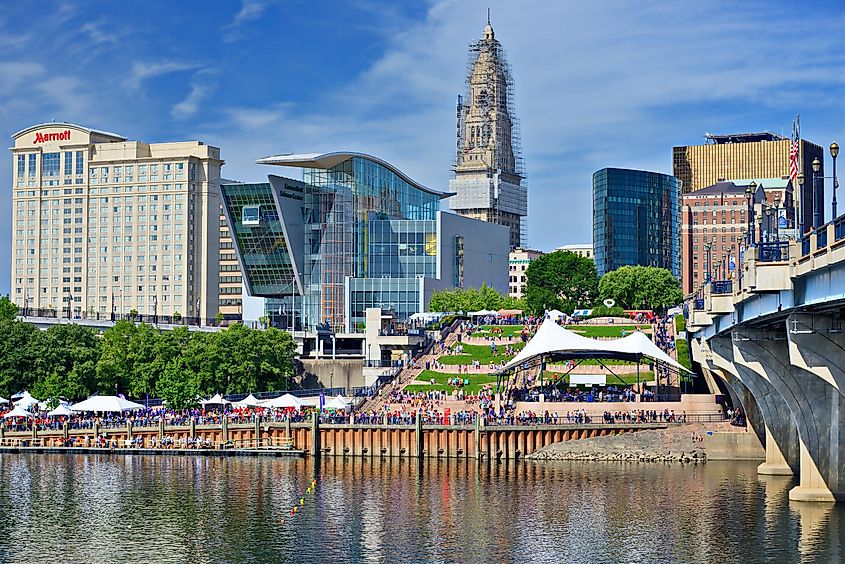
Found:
<box><xmin>593</xmin><ymin>168</ymin><xmax>681</xmax><ymax>278</ymax></box>
<box><xmin>219</xmin><ymin>182</ymin><xmax>299</xmax><ymax>296</ymax></box>
<box><xmin>224</xmin><ymin>155</ymin><xmax>445</xmax><ymax>333</ymax></box>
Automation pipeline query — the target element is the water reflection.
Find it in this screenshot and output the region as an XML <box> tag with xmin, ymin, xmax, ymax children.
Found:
<box><xmin>0</xmin><ymin>454</ymin><xmax>841</xmax><ymax>562</ymax></box>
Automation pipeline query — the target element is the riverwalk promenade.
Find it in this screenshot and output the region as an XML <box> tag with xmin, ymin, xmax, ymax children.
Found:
<box><xmin>0</xmin><ymin>416</ymin><xmax>682</xmax><ymax>460</ymax></box>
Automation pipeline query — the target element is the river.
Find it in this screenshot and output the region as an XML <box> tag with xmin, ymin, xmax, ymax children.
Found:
<box><xmin>0</xmin><ymin>453</ymin><xmax>841</xmax><ymax>563</ymax></box>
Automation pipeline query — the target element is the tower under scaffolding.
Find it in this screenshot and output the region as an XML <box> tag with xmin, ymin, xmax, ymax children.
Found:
<box><xmin>448</xmin><ymin>16</ymin><xmax>527</xmax><ymax>249</ymax></box>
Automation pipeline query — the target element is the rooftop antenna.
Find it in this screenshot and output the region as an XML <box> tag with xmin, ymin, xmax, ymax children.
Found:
<box><xmin>487</xmin><ymin>8</ymin><xmax>491</xmax><ymax>24</ymax></box>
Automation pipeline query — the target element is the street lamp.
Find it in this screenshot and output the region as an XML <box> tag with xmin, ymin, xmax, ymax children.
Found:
<box><xmin>705</xmin><ymin>242</ymin><xmax>712</xmax><ymax>283</ymax></box>
<box><xmin>797</xmin><ymin>172</ymin><xmax>806</xmax><ymax>234</ymax></box>
<box><xmin>757</xmin><ymin>213</ymin><xmax>764</xmax><ymax>246</ymax></box>
<box><xmin>831</xmin><ymin>142</ymin><xmax>839</xmax><ymax>219</ymax></box>
<box><xmin>738</xmin><ymin>226</ymin><xmax>746</xmax><ymax>290</ymax></box>
<box><xmin>812</xmin><ymin>157</ymin><xmax>821</xmax><ymax>230</ymax></box>
<box><xmin>773</xmin><ymin>194</ymin><xmax>781</xmax><ymax>241</ymax></box>
<box><xmin>766</xmin><ymin>206</ymin><xmax>773</xmax><ymax>243</ymax></box>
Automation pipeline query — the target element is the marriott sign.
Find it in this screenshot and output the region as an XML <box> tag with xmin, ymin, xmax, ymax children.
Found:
<box><xmin>33</xmin><ymin>130</ymin><xmax>71</xmax><ymax>144</ymax></box>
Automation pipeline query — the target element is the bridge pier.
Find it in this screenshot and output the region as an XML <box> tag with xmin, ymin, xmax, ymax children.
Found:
<box><xmin>709</xmin><ymin>337</ymin><xmax>799</xmax><ymax>476</ymax></box>
<box><xmin>733</xmin><ymin>326</ymin><xmax>845</xmax><ymax>502</ymax></box>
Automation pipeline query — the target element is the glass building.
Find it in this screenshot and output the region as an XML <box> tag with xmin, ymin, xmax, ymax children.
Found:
<box><xmin>593</xmin><ymin>168</ymin><xmax>681</xmax><ymax>278</ymax></box>
<box><xmin>221</xmin><ymin>152</ymin><xmax>509</xmax><ymax>333</ymax></box>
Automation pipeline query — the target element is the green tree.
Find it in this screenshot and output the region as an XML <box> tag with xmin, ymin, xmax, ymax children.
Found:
<box><xmin>31</xmin><ymin>324</ymin><xmax>100</xmax><ymax>401</ymax></box>
<box><xmin>156</xmin><ymin>357</ymin><xmax>201</xmax><ymax>410</ymax></box>
<box><xmin>0</xmin><ymin>320</ymin><xmax>40</xmax><ymax>399</ymax></box>
<box><xmin>598</xmin><ymin>266</ymin><xmax>683</xmax><ymax>312</ymax></box>
<box><xmin>96</xmin><ymin>320</ymin><xmax>137</xmax><ymax>394</ymax></box>
<box><xmin>428</xmin><ymin>284</ymin><xmax>514</xmax><ymax>313</ymax></box>
<box><xmin>523</xmin><ymin>251</ymin><xmax>599</xmax><ymax>315</ymax></box>
<box><xmin>0</xmin><ymin>296</ymin><xmax>19</xmax><ymax>321</ymax></box>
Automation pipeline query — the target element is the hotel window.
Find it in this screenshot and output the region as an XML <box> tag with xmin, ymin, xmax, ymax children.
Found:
<box><xmin>28</xmin><ymin>154</ymin><xmax>37</xmax><ymax>177</ymax></box>
<box><xmin>17</xmin><ymin>155</ymin><xmax>25</xmax><ymax>177</ymax></box>
<box><xmin>64</xmin><ymin>152</ymin><xmax>73</xmax><ymax>176</ymax></box>
<box><xmin>75</xmin><ymin>151</ymin><xmax>84</xmax><ymax>175</ymax></box>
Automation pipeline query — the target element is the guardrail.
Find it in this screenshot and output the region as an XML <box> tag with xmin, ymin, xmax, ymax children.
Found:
<box><xmin>801</xmin><ymin>235</ymin><xmax>811</xmax><ymax>256</ymax></box>
<box><xmin>758</xmin><ymin>241</ymin><xmax>790</xmax><ymax>263</ymax></box>
<box><xmin>711</xmin><ymin>280</ymin><xmax>733</xmax><ymax>295</ymax></box>
<box><xmin>817</xmin><ymin>228</ymin><xmax>828</xmax><ymax>249</ymax></box>
<box><xmin>835</xmin><ymin>216</ymin><xmax>845</xmax><ymax>241</ymax></box>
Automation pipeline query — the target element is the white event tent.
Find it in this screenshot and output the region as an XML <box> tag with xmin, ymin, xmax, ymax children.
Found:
<box><xmin>14</xmin><ymin>391</ymin><xmax>39</xmax><ymax>409</ymax></box>
<box><xmin>3</xmin><ymin>405</ymin><xmax>34</xmax><ymax>419</ymax></box>
<box><xmin>262</xmin><ymin>393</ymin><xmax>303</xmax><ymax>409</ymax></box>
<box><xmin>201</xmin><ymin>393</ymin><xmax>230</xmax><ymax>406</ymax></box>
<box><xmin>71</xmin><ymin>396</ymin><xmax>145</xmax><ymax>412</ymax></box>
<box><xmin>234</xmin><ymin>394</ymin><xmax>260</xmax><ymax>408</ymax></box>
<box><xmin>0</xmin><ymin>397</ymin><xmax>8</xmax><ymax>405</ymax></box>
<box><xmin>47</xmin><ymin>404</ymin><xmax>74</xmax><ymax>417</ymax></box>
<box><xmin>469</xmin><ymin>309</ymin><xmax>499</xmax><ymax>318</ymax></box>
<box><xmin>323</xmin><ymin>395</ymin><xmax>350</xmax><ymax>410</ymax></box>
<box><xmin>499</xmin><ymin>318</ymin><xmax>690</xmax><ymax>374</ymax></box>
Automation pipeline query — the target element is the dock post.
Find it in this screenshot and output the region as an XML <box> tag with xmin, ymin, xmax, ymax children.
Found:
<box><xmin>127</xmin><ymin>421</ymin><xmax>133</xmax><ymax>443</ymax></box>
<box><xmin>222</xmin><ymin>415</ymin><xmax>229</xmax><ymax>445</ymax></box>
<box><xmin>416</xmin><ymin>412</ymin><xmax>423</xmax><ymax>459</ymax></box>
<box><xmin>158</xmin><ymin>418</ymin><xmax>164</xmax><ymax>443</ymax></box>
<box><xmin>475</xmin><ymin>416</ymin><xmax>482</xmax><ymax>460</ymax></box>
<box><xmin>285</xmin><ymin>417</ymin><xmax>291</xmax><ymax>441</ymax></box>
<box><xmin>311</xmin><ymin>411</ymin><xmax>320</xmax><ymax>458</ymax></box>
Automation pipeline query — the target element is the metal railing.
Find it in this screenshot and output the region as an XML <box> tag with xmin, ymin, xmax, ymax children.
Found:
<box><xmin>835</xmin><ymin>215</ymin><xmax>845</xmax><ymax>241</ymax></box>
<box><xmin>801</xmin><ymin>235</ymin><xmax>812</xmax><ymax>256</ymax></box>
<box><xmin>816</xmin><ymin>228</ymin><xmax>828</xmax><ymax>250</ymax></box>
<box><xmin>711</xmin><ymin>280</ymin><xmax>733</xmax><ymax>295</ymax></box>
<box><xmin>758</xmin><ymin>241</ymin><xmax>789</xmax><ymax>263</ymax></box>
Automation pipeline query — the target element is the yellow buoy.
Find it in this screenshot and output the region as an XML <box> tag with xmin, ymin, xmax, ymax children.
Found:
<box><xmin>300</xmin><ymin>497</ymin><xmax>304</xmax><ymax>505</ymax></box>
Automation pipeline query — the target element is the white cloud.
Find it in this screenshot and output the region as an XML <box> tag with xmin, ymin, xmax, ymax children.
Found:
<box><xmin>222</xmin><ymin>0</ymin><xmax>274</xmax><ymax>41</ymax></box>
<box><xmin>124</xmin><ymin>61</ymin><xmax>197</xmax><ymax>91</ymax></box>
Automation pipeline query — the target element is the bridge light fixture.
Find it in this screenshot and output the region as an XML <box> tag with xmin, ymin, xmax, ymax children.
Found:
<box><xmin>831</xmin><ymin>143</ymin><xmax>840</xmax><ymax>159</ymax></box>
<box><xmin>812</xmin><ymin>157</ymin><xmax>821</xmax><ymax>173</ymax></box>
<box><xmin>797</xmin><ymin>173</ymin><xmax>805</xmax><ymax>186</ymax></box>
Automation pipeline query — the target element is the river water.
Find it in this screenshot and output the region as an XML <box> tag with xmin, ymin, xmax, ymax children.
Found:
<box><xmin>0</xmin><ymin>454</ymin><xmax>841</xmax><ymax>563</ymax></box>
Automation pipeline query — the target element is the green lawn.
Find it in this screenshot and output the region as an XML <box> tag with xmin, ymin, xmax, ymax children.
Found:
<box><xmin>674</xmin><ymin>314</ymin><xmax>686</xmax><ymax>333</ymax></box>
<box><xmin>404</xmin><ymin>370</ymin><xmax>499</xmax><ymax>393</ymax></box>
<box><xmin>564</xmin><ymin>325</ymin><xmax>649</xmax><ymax>338</ymax></box>
<box><xmin>470</xmin><ymin>324</ymin><xmax>526</xmax><ymax>338</ymax></box>
<box><xmin>675</xmin><ymin>338</ymin><xmax>691</xmax><ymax>370</ymax></box>
<box><xmin>440</xmin><ymin>342</ymin><xmax>524</xmax><ymax>365</ymax></box>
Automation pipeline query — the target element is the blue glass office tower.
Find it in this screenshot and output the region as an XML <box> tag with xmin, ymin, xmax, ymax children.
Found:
<box><xmin>593</xmin><ymin>168</ymin><xmax>681</xmax><ymax>278</ymax></box>
<box><xmin>221</xmin><ymin>153</ymin><xmax>509</xmax><ymax>333</ymax></box>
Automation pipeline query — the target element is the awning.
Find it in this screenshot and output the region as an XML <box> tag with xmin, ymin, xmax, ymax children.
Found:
<box><xmin>201</xmin><ymin>393</ymin><xmax>230</xmax><ymax>406</ymax></box>
<box><xmin>3</xmin><ymin>406</ymin><xmax>33</xmax><ymax>419</ymax></box>
<box><xmin>262</xmin><ymin>393</ymin><xmax>303</xmax><ymax>409</ymax></box>
<box><xmin>500</xmin><ymin>318</ymin><xmax>690</xmax><ymax>373</ymax></box>
<box><xmin>70</xmin><ymin>396</ymin><xmax>145</xmax><ymax>412</ymax></box>
<box><xmin>233</xmin><ymin>394</ymin><xmax>260</xmax><ymax>408</ymax></box>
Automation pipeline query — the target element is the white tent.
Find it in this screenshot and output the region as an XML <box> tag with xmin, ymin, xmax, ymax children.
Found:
<box><xmin>234</xmin><ymin>393</ymin><xmax>260</xmax><ymax>408</ymax></box>
<box><xmin>14</xmin><ymin>391</ymin><xmax>39</xmax><ymax>409</ymax></box>
<box><xmin>0</xmin><ymin>397</ymin><xmax>7</xmax><ymax>405</ymax></box>
<box><xmin>3</xmin><ymin>405</ymin><xmax>34</xmax><ymax>419</ymax></box>
<box><xmin>201</xmin><ymin>393</ymin><xmax>230</xmax><ymax>406</ymax></box>
<box><xmin>70</xmin><ymin>396</ymin><xmax>145</xmax><ymax>412</ymax></box>
<box><xmin>323</xmin><ymin>395</ymin><xmax>350</xmax><ymax>410</ymax></box>
<box><xmin>468</xmin><ymin>309</ymin><xmax>498</xmax><ymax>318</ymax></box>
<box><xmin>47</xmin><ymin>404</ymin><xmax>74</xmax><ymax>417</ymax></box>
<box><xmin>546</xmin><ymin>309</ymin><xmax>566</xmax><ymax>321</ymax></box>
<box><xmin>500</xmin><ymin>318</ymin><xmax>691</xmax><ymax>374</ymax></box>
<box><xmin>262</xmin><ymin>393</ymin><xmax>303</xmax><ymax>409</ymax></box>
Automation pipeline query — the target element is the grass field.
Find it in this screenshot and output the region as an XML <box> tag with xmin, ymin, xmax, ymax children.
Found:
<box><xmin>440</xmin><ymin>342</ymin><xmax>524</xmax><ymax>365</ymax></box>
<box><xmin>564</xmin><ymin>325</ymin><xmax>650</xmax><ymax>338</ymax></box>
<box><xmin>403</xmin><ymin>370</ymin><xmax>498</xmax><ymax>393</ymax></box>
<box><xmin>470</xmin><ymin>324</ymin><xmax>526</xmax><ymax>338</ymax></box>
<box><xmin>675</xmin><ymin>338</ymin><xmax>691</xmax><ymax>370</ymax></box>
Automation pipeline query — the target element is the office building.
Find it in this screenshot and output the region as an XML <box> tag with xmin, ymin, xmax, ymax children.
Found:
<box><xmin>10</xmin><ymin>122</ymin><xmax>223</xmax><ymax>322</ymax></box>
<box><xmin>218</xmin><ymin>208</ymin><xmax>243</xmax><ymax>320</ymax></box>
<box><xmin>221</xmin><ymin>152</ymin><xmax>509</xmax><ymax>334</ymax></box>
<box><xmin>508</xmin><ymin>248</ymin><xmax>544</xmax><ymax>299</ymax></box>
<box><xmin>673</xmin><ymin>131</ymin><xmax>823</xmax><ymax>230</ymax></box>
<box><xmin>680</xmin><ymin>178</ymin><xmax>787</xmax><ymax>294</ymax></box>
<box><xmin>555</xmin><ymin>244</ymin><xmax>593</xmax><ymax>259</ymax></box>
<box><xmin>448</xmin><ymin>18</ymin><xmax>527</xmax><ymax>249</ymax></box>
<box><xmin>593</xmin><ymin>168</ymin><xmax>681</xmax><ymax>278</ymax></box>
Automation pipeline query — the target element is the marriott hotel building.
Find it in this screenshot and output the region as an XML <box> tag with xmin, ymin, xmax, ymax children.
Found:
<box><xmin>9</xmin><ymin>122</ymin><xmax>227</xmax><ymax>322</ymax></box>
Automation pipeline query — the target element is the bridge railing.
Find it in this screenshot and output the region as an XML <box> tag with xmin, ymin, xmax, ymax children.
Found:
<box><xmin>835</xmin><ymin>215</ymin><xmax>845</xmax><ymax>242</ymax></box>
<box><xmin>710</xmin><ymin>280</ymin><xmax>733</xmax><ymax>295</ymax></box>
<box><xmin>758</xmin><ymin>241</ymin><xmax>790</xmax><ymax>263</ymax></box>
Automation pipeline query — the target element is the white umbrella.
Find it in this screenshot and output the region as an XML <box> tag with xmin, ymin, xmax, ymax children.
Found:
<box><xmin>234</xmin><ymin>393</ymin><xmax>260</xmax><ymax>408</ymax></box>
<box><xmin>262</xmin><ymin>393</ymin><xmax>302</xmax><ymax>409</ymax></box>
<box><xmin>201</xmin><ymin>393</ymin><xmax>230</xmax><ymax>406</ymax></box>
<box><xmin>4</xmin><ymin>405</ymin><xmax>34</xmax><ymax>419</ymax></box>
<box><xmin>14</xmin><ymin>391</ymin><xmax>39</xmax><ymax>409</ymax></box>
<box><xmin>70</xmin><ymin>396</ymin><xmax>145</xmax><ymax>412</ymax></box>
<box><xmin>324</xmin><ymin>395</ymin><xmax>350</xmax><ymax>410</ymax></box>
<box><xmin>47</xmin><ymin>404</ymin><xmax>74</xmax><ymax>417</ymax></box>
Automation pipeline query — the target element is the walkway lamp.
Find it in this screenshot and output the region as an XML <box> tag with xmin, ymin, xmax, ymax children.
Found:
<box><xmin>757</xmin><ymin>213</ymin><xmax>764</xmax><ymax>246</ymax></box>
<box><xmin>705</xmin><ymin>242</ymin><xmax>712</xmax><ymax>283</ymax></box>
<box><xmin>797</xmin><ymin>172</ymin><xmax>806</xmax><ymax>234</ymax></box>
<box><xmin>831</xmin><ymin>142</ymin><xmax>839</xmax><ymax>219</ymax></box>
<box><xmin>773</xmin><ymin>195</ymin><xmax>781</xmax><ymax>241</ymax></box>
<box><xmin>812</xmin><ymin>157</ymin><xmax>821</xmax><ymax>230</ymax></box>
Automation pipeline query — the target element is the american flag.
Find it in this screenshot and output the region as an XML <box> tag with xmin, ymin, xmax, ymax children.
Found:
<box><xmin>789</xmin><ymin>115</ymin><xmax>800</xmax><ymax>183</ymax></box>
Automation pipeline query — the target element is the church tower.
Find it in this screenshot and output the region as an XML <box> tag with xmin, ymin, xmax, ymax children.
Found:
<box><xmin>449</xmin><ymin>15</ymin><xmax>526</xmax><ymax>248</ymax></box>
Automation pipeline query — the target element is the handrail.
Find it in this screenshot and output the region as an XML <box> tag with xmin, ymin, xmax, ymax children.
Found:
<box><xmin>710</xmin><ymin>280</ymin><xmax>733</xmax><ymax>295</ymax></box>
<box><xmin>758</xmin><ymin>241</ymin><xmax>790</xmax><ymax>263</ymax></box>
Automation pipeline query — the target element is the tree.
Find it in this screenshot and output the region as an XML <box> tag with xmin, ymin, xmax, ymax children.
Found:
<box><xmin>172</xmin><ymin>311</ymin><xmax>182</xmax><ymax>322</ymax></box>
<box><xmin>598</xmin><ymin>266</ymin><xmax>683</xmax><ymax>312</ymax></box>
<box><xmin>428</xmin><ymin>284</ymin><xmax>517</xmax><ymax>313</ymax></box>
<box><xmin>31</xmin><ymin>324</ymin><xmax>100</xmax><ymax>401</ymax></box>
<box><xmin>523</xmin><ymin>251</ymin><xmax>599</xmax><ymax>315</ymax></box>
<box><xmin>0</xmin><ymin>320</ymin><xmax>40</xmax><ymax>399</ymax></box>
<box><xmin>0</xmin><ymin>296</ymin><xmax>19</xmax><ymax>321</ymax></box>
<box><xmin>156</xmin><ymin>357</ymin><xmax>201</xmax><ymax>410</ymax></box>
<box><xmin>96</xmin><ymin>321</ymin><xmax>136</xmax><ymax>394</ymax></box>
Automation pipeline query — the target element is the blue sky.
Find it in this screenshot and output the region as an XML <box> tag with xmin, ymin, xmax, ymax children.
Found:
<box><xmin>2</xmin><ymin>0</ymin><xmax>845</xmax><ymax>294</ymax></box>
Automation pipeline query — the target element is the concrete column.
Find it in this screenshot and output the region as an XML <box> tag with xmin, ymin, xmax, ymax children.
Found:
<box><xmin>127</xmin><ymin>421</ymin><xmax>133</xmax><ymax>441</ymax></box>
<box><xmin>734</xmin><ymin>324</ymin><xmax>845</xmax><ymax>502</ymax></box>
<box><xmin>284</xmin><ymin>417</ymin><xmax>291</xmax><ymax>440</ymax></box>
<box><xmin>158</xmin><ymin>418</ymin><xmax>164</xmax><ymax>442</ymax></box>
<box><xmin>62</xmin><ymin>422</ymin><xmax>68</xmax><ymax>441</ymax></box>
<box><xmin>253</xmin><ymin>416</ymin><xmax>260</xmax><ymax>446</ymax></box>
<box><xmin>710</xmin><ymin>336</ymin><xmax>799</xmax><ymax>475</ymax></box>
<box><xmin>222</xmin><ymin>415</ymin><xmax>228</xmax><ymax>444</ymax></box>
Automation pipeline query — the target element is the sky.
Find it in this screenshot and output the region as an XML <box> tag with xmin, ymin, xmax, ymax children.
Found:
<box><xmin>2</xmin><ymin>0</ymin><xmax>845</xmax><ymax>294</ymax></box>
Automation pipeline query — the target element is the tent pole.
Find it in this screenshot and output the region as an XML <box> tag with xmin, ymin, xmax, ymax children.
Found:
<box><xmin>637</xmin><ymin>356</ymin><xmax>641</xmax><ymax>398</ymax></box>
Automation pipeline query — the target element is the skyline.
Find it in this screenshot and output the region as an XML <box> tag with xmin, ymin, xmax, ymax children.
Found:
<box><xmin>3</xmin><ymin>0</ymin><xmax>845</xmax><ymax>294</ymax></box>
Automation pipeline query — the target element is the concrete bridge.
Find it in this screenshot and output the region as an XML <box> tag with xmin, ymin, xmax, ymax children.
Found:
<box><xmin>687</xmin><ymin>219</ymin><xmax>845</xmax><ymax>502</ymax></box>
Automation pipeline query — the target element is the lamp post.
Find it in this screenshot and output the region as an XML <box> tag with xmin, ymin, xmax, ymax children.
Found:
<box><xmin>757</xmin><ymin>213</ymin><xmax>764</xmax><ymax>246</ymax></box>
<box><xmin>705</xmin><ymin>242</ymin><xmax>712</xmax><ymax>284</ymax></box>
<box><xmin>152</xmin><ymin>295</ymin><xmax>158</xmax><ymax>325</ymax></box>
<box><xmin>773</xmin><ymin>194</ymin><xmax>781</xmax><ymax>241</ymax></box>
<box><xmin>738</xmin><ymin>227</ymin><xmax>746</xmax><ymax>290</ymax></box>
<box><xmin>766</xmin><ymin>206</ymin><xmax>773</xmax><ymax>243</ymax></box>
<box><xmin>798</xmin><ymin>172</ymin><xmax>806</xmax><ymax>235</ymax></box>
<box><xmin>812</xmin><ymin>157</ymin><xmax>821</xmax><ymax>230</ymax></box>
<box><xmin>831</xmin><ymin>142</ymin><xmax>839</xmax><ymax>219</ymax></box>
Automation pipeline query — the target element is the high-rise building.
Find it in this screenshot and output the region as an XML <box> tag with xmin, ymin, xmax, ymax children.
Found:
<box><xmin>448</xmin><ymin>18</ymin><xmax>527</xmax><ymax>249</ymax></box>
<box><xmin>218</xmin><ymin>208</ymin><xmax>243</xmax><ymax>320</ymax></box>
<box><xmin>673</xmin><ymin>132</ymin><xmax>824</xmax><ymax>231</ymax></box>
<box><xmin>10</xmin><ymin>122</ymin><xmax>223</xmax><ymax>323</ymax></box>
<box><xmin>593</xmin><ymin>168</ymin><xmax>681</xmax><ymax>278</ymax></box>
<box><xmin>508</xmin><ymin>248</ymin><xmax>544</xmax><ymax>299</ymax></box>
<box><xmin>221</xmin><ymin>152</ymin><xmax>509</xmax><ymax>334</ymax></box>
<box><xmin>680</xmin><ymin>178</ymin><xmax>788</xmax><ymax>295</ymax></box>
